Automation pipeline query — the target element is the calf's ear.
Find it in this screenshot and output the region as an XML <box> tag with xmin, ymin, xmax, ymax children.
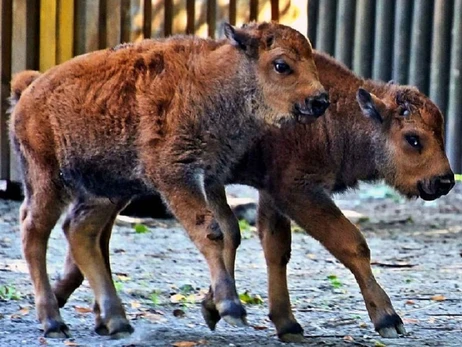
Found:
<box><xmin>356</xmin><ymin>88</ymin><xmax>384</xmax><ymax>124</ymax></box>
<box><xmin>224</xmin><ymin>23</ymin><xmax>254</xmax><ymax>51</ymax></box>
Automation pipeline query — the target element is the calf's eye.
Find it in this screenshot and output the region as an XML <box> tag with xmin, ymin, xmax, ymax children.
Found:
<box><xmin>273</xmin><ymin>59</ymin><xmax>292</xmax><ymax>74</ymax></box>
<box><xmin>405</xmin><ymin>134</ymin><xmax>422</xmax><ymax>150</ymax></box>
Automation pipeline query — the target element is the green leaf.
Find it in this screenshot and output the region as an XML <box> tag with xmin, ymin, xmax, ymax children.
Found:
<box><xmin>134</xmin><ymin>223</ymin><xmax>149</xmax><ymax>234</ymax></box>
<box><xmin>239</xmin><ymin>291</ymin><xmax>263</xmax><ymax>305</ymax></box>
<box><xmin>179</xmin><ymin>284</ymin><xmax>194</xmax><ymax>295</ymax></box>
<box><xmin>327</xmin><ymin>275</ymin><xmax>343</xmax><ymax>289</ymax></box>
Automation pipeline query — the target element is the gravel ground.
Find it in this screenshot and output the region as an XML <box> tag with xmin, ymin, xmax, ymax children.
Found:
<box><xmin>0</xmin><ymin>184</ymin><xmax>461</xmax><ymax>346</ymax></box>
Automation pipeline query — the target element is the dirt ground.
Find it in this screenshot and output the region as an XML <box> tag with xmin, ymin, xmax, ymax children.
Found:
<box><xmin>1</xmin><ymin>184</ymin><xmax>461</xmax><ymax>347</ymax></box>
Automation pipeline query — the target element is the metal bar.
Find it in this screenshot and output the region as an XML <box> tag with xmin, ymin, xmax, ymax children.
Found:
<box><xmin>353</xmin><ymin>0</ymin><xmax>375</xmax><ymax>78</ymax></box>
<box><xmin>446</xmin><ymin>0</ymin><xmax>462</xmax><ymax>172</ymax></box>
<box><xmin>408</xmin><ymin>0</ymin><xmax>433</xmax><ymax>93</ymax></box>
<box><xmin>316</xmin><ymin>0</ymin><xmax>336</xmax><ymax>55</ymax></box>
<box><xmin>208</xmin><ymin>0</ymin><xmax>217</xmax><ymax>38</ymax></box>
<box><xmin>307</xmin><ymin>0</ymin><xmax>319</xmax><ymax>45</ymax></box>
<box><xmin>250</xmin><ymin>0</ymin><xmax>258</xmax><ymax>21</ymax></box>
<box><xmin>372</xmin><ymin>0</ymin><xmax>394</xmax><ymax>81</ymax></box>
<box><xmin>335</xmin><ymin>0</ymin><xmax>355</xmax><ymax>68</ymax></box>
<box><xmin>186</xmin><ymin>0</ymin><xmax>195</xmax><ymax>34</ymax></box>
<box><xmin>430</xmin><ymin>0</ymin><xmax>453</xmax><ymax>114</ymax></box>
<box><xmin>392</xmin><ymin>0</ymin><xmax>413</xmax><ymax>84</ymax></box>
<box><xmin>164</xmin><ymin>0</ymin><xmax>173</xmax><ymax>36</ymax></box>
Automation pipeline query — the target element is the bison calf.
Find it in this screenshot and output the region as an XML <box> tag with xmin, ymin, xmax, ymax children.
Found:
<box><xmin>221</xmin><ymin>51</ymin><xmax>454</xmax><ymax>341</ymax></box>
<box><xmin>9</xmin><ymin>22</ymin><xmax>328</xmax><ymax>338</ymax></box>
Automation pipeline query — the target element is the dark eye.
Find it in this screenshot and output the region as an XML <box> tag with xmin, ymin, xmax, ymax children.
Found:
<box><xmin>273</xmin><ymin>59</ymin><xmax>292</xmax><ymax>74</ymax></box>
<box><xmin>405</xmin><ymin>134</ymin><xmax>422</xmax><ymax>149</ymax></box>
<box><xmin>399</xmin><ymin>108</ymin><xmax>410</xmax><ymax>116</ymax></box>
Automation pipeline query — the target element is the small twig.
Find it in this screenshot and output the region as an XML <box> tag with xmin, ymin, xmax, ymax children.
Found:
<box><xmin>371</xmin><ymin>261</ymin><xmax>417</xmax><ymax>268</ymax></box>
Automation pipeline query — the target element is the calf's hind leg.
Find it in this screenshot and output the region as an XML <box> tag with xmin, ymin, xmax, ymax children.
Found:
<box><xmin>53</xmin><ymin>203</ymin><xmax>126</xmax><ymax>334</ymax></box>
<box><xmin>63</xmin><ymin>199</ymin><xmax>133</xmax><ymax>337</ymax></box>
<box><xmin>20</xmin><ymin>177</ymin><xmax>69</xmax><ymax>337</ymax></box>
<box><xmin>257</xmin><ymin>192</ymin><xmax>304</xmax><ymax>342</ymax></box>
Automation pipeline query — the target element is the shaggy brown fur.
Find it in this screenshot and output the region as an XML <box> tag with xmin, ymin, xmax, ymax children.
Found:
<box><xmin>46</xmin><ymin>51</ymin><xmax>453</xmax><ymax>341</ymax></box>
<box><xmin>17</xmin><ymin>51</ymin><xmax>453</xmax><ymax>341</ymax></box>
<box><xmin>9</xmin><ymin>22</ymin><xmax>328</xmax><ymax>338</ymax></box>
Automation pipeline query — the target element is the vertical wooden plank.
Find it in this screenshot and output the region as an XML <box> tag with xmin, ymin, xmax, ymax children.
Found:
<box><xmin>250</xmin><ymin>0</ymin><xmax>258</xmax><ymax>21</ymax></box>
<box><xmin>74</xmin><ymin>0</ymin><xmax>101</xmax><ymax>55</ymax></box>
<box><xmin>430</xmin><ymin>0</ymin><xmax>453</xmax><ymax>114</ymax></box>
<box><xmin>408</xmin><ymin>0</ymin><xmax>433</xmax><ymax>94</ymax></box>
<box><xmin>143</xmin><ymin>0</ymin><xmax>152</xmax><ymax>38</ymax></box>
<box><xmin>307</xmin><ymin>0</ymin><xmax>319</xmax><ymax>47</ymax></box>
<box><xmin>372</xmin><ymin>0</ymin><xmax>394</xmax><ymax>81</ymax></box>
<box><xmin>57</xmin><ymin>0</ymin><xmax>74</xmax><ymax>63</ymax></box>
<box><xmin>207</xmin><ymin>0</ymin><xmax>217</xmax><ymax>38</ymax></box>
<box><xmin>229</xmin><ymin>0</ymin><xmax>237</xmax><ymax>25</ymax></box>
<box><xmin>40</xmin><ymin>0</ymin><xmax>57</xmax><ymax>71</ymax></box>
<box><xmin>186</xmin><ymin>0</ymin><xmax>195</xmax><ymax>34</ymax></box>
<box><xmin>353</xmin><ymin>0</ymin><xmax>375</xmax><ymax>78</ymax></box>
<box><xmin>105</xmin><ymin>0</ymin><xmax>122</xmax><ymax>46</ymax></box>
<box><xmin>335</xmin><ymin>0</ymin><xmax>355</xmax><ymax>68</ymax></box>
<box><xmin>271</xmin><ymin>0</ymin><xmax>279</xmax><ymax>21</ymax></box>
<box><xmin>121</xmin><ymin>0</ymin><xmax>132</xmax><ymax>42</ymax></box>
<box><xmin>316</xmin><ymin>0</ymin><xmax>336</xmax><ymax>55</ymax></box>
<box><xmin>0</xmin><ymin>0</ymin><xmax>13</xmax><ymax>180</ymax></box>
<box><xmin>446</xmin><ymin>0</ymin><xmax>462</xmax><ymax>172</ymax></box>
<box><xmin>392</xmin><ymin>0</ymin><xmax>412</xmax><ymax>84</ymax></box>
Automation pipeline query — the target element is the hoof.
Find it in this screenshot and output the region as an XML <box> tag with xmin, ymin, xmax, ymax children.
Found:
<box><xmin>375</xmin><ymin>313</ymin><xmax>406</xmax><ymax>338</ymax></box>
<box><xmin>276</xmin><ymin>321</ymin><xmax>304</xmax><ymax>342</ymax></box>
<box><xmin>217</xmin><ymin>300</ymin><xmax>247</xmax><ymax>327</ymax></box>
<box><xmin>44</xmin><ymin>319</ymin><xmax>71</xmax><ymax>338</ymax></box>
<box><xmin>95</xmin><ymin>317</ymin><xmax>134</xmax><ymax>337</ymax></box>
<box><xmin>201</xmin><ymin>298</ymin><xmax>221</xmax><ymax>330</ymax></box>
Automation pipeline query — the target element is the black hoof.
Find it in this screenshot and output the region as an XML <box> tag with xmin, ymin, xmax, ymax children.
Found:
<box><xmin>276</xmin><ymin>321</ymin><xmax>304</xmax><ymax>342</ymax></box>
<box><xmin>44</xmin><ymin>319</ymin><xmax>71</xmax><ymax>338</ymax></box>
<box><xmin>201</xmin><ymin>298</ymin><xmax>221</xmax><ymax>330</ymax></box>
<box><xmin>217</xmin><ymin>300</ymin><xmax>247</xmax><ymax>327</ymax></box>
<box><xmin>375</xmin><ymin>313</ymin><xmax>406</xmax><ymax>338</ymax></box>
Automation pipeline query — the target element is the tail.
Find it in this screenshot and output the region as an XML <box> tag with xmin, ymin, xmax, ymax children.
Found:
<box><xmin>9</xmin><ymin>70</ymin><xmax>41</xmax><ymax>108</ymax></box>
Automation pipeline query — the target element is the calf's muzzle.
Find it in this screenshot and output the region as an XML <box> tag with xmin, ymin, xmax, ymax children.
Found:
<box><xmin>293</xmin><ymin>92</ymin><xmax>330</xmax><ymax>124</ymax></box>
<box><xmin>418</xmin><ymin>171</ymin><xmax>455</xmax><ymax>201</ymax></box>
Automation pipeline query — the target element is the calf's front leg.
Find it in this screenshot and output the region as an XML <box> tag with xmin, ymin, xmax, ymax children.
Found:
<box><xmin>279</xmin><ymin>191</ymin><xmax>406</xmax><ymax>338</ymax></box>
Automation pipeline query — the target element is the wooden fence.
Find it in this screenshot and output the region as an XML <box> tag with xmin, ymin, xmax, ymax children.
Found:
<box><xmin>1</xmin><ymin>0</ymin><xmax>461</xmax><ymax>190</ymax></box>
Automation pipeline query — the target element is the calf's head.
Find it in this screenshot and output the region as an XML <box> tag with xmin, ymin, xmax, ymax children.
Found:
<box><xmin>224</xmin><ymin>22</ymin><xmax>329</xmax><ymax>125</ymax></box>
<box><xmin>357</xmin><ymin>87</ymin><xmax>455</xmax><ymax>201</ymax></box>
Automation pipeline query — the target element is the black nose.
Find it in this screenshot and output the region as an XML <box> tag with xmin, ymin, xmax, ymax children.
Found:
<box><xmin>306</xmin><ymin>92</ymin><xmax>330</xmax><ymax>118</ymax></box>
<box><xmin>433</xmin><ymin>172</ymin><xmax>455</xmax><ymax>196</ymax></box>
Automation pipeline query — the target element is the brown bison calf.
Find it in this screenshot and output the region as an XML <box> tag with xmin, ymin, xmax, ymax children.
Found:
<box><xmin>218</xmin><ymin>51</ymin><xmax>453</xmax><ymax>341</ymax></box>
<box><xmin>9</xmin><ymin>22</ymin><xmax>328</xmax><ymax>338</ymax></box>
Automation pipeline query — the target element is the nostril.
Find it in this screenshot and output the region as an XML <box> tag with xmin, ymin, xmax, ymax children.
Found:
<box><xmin>435</xmin><ymin>173</ymin><xmax>455</xmax><ymax>194</ymax></box>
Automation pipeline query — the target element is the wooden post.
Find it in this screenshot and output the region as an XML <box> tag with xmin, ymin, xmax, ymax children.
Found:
<box><xmin>75</xmin><ymin>0</ymin><xmax>101</xmax><ymax>55</ymax></box>
<box><xmin>39</xmin><ymin>0</ymin><xmax>57</xmax><ymax>71</ymax></box>
<box><xmin>229</xmin><ymin>0</ymin><xmax>237</xmax><ymax>25</ymax></box>
<box><xmin>353</xmin><ymin>0</ymin><xmax>375</xmax><ymax>78</ymax></box>
<box><xmin>408</xmin><ymin>0</ymin><xmax>433</xmax><ymax>94</ymax></box>
<box><xmin>207</xmin><ymin>0</ymin><xmax>217</xmax><ymax>38</ymax></box>
<box><xmin>0</xmin><ymin>0</ymin><xmax>13</xmax><ymax>180</ymax></box>
<box><xmin>335</xmin><ymin>0</ymin><xmax>355</xmax><ymax>68</ymax></box>
<box><xmin>392</xmin><ymin>0</ymin><xmax>412</xmax><ymax>84</ymax></box>
<box><xmin>105</xmin><ymin>0</ymin><xmax>122</xmax><ymax>46</ymax></box>
<box><xmin>57</xmin><ymin>0</ymin><xmax>74</xmax><ymax>63</ymax></box>
<box><xmin>430</xmin><ymin>0</ymin><xmax>452</xmax><ymax>115</ymax></box>
<box><xmin>143</xmin><ymin>0</ymin><xmax>152</xmax><ymax>38</ymax></box>
<box><xmin>446</xmin><ymin>0</ymin><xmax>462</xmax><ymax>172</ymax></box>
<box><xmin>316</xmin><ymin>0</ymin><xmax>336</xmax><ymax>55</ymax></box>
<box><xmin>250</xmin><ymin>0</ymin><xmax>258</xmax><ymax>21</ymax></box>
<box><xmin>372</xmin><ymin>0</ymin><xmax>394</xmax><ymax>81</ymax></box>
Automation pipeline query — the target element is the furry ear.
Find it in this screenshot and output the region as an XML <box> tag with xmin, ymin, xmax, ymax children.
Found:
<box><xmin>224</xmin><ymin>23</ymin><xmax>254</xmax><ymax>51</ymax></box>
<box><xmin>356</xmin><ymin>88</ymin><xmax>384</xmax><ymax>124</ymax></box>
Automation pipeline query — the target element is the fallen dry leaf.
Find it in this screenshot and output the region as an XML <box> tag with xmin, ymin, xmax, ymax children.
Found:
<box><xmin>38</xmin><ymin>336</ymin><xmax>47</xmax><ymax>345</ymax></box>
<box><xmin>252</xmin><ymin>325</ymin><xmax>267</xmax><ymax>330</ymax></box>
<box><xmin>172</xmin><ymin>341</ymin><xmax>197</xmax><ymax>347</ymax></box>
<box><xmin>170</xmin><ymin>293</ymin><xmax>186</xmax><ymax>303</ymax></box>
<box><xmin>64</xmin><ymin>340</ymin><xmax>79</xmax><ymax>346</ymax></box>
<box><xmin>18</xmin><ymin>307</ymin><xmax>30</xmax><ymax>315</ymax></box>
<box><xmin>405</xmin><ymin>300</ymin><xmax>415</xmax><ymax>305</ymax></box>
<box><xmin>431</xmin><ymin>295</ymin><xmax>446</xmax><ymax>302</ymax></box>
<box><xmin>74</xmin><ymin>306</ymin><xmax>92</xmax><ymax>314</ymax></box>
<box><xmin>343</xmin><ymin>335</ymin><xmax>354</xmax><ymax>341</ymax></box>
<box><xmin>130</xmin><ymin>300</ymin><xmax>141</xmax><ymax>309</ymax></box>
<box><xmin>403</xmin><ymin>318</ymin><xmax>419</xmax><ymax>324</ymax></box>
